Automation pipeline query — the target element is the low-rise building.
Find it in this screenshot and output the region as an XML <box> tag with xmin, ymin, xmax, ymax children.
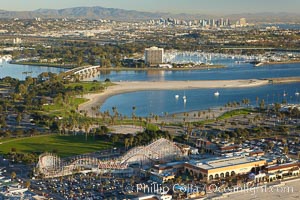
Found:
<box><xmin>184</xmin><ymin>156</ymin><xmax>267</xmax><ymax>182</ymax></box>
<box><xmin>150</xmin><ymin>172</ymin><xmax>175</xmax><ymax>183</ymax></box>
<box><xmin>265</xmin><ymin>162</ymin><xmax>300</xmax><ymax>180</ymax></box>
<box><xmin>151</xmin><ymin>161</ymin><xmax>186</xmax><ymax>176</ymax></box>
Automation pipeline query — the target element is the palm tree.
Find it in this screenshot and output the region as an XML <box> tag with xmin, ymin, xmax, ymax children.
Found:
<box><xmin>132</xmin><ymin>106</ymin><xmax>136</xmax><ymax>117</ymax></box>
<box><xmin>256</xmin><ymin>97</ymin><xmax>259</xmax><ymax>107</ymax></box>
<box><xmin>283</xmin><ymin>146</ymin><xmax>289</xmax><ymax>155</ymax></box>
<box><xmin>11</xmin><ymin>171</ymin><xmax>16</xmax><ymax>180</ymax></box>
<box><xmin>138</xmin><ymin>117</ymin><xmax>143</xmax><ymax>128</ymax></box>
<box><xmin>169</xmin><ymin>134</ymin><xmax>174</xmax><ymax>141</ymax></box>
<box><xmin>84</xmin><ymin>122</ymin><xmax>90</xmax><ymax>141</ymax></box>
<box><xmin>197</xmin><ymin>111</ymin><xmax>201</xmax><ymax>118</ymax></box>
<box><xmin>111</xmin><ymin>106</ymin><xmax>118</xmax><ymax>125</ymax></box>
<box><xmin>111</xmin><ymin>135</ymin><xmax>119</xmax><ymax>145</ymax></box>
<box><xmin>91</xmin><ymin>106</ymin><xmax>96</xmax><ymax>118</ymax></box>
<box><xmin>259</xmin><ymin>99</ymin><xmax>265</xmax><ymax>110</ymax></box>
<box><xmin>16</xmin><ymin>112</ymin><xmax>22</xmax><ymax>125</ymax></box>
<box><xmin>268</xmin><ymin>142</ymin><xmax>274</xmax><ymax>150</ymax></box>
<box><xmin>129</xmin><ymin>137</ymin><xmax>134</xmax><ymax>148</ymax></box>
<box><xmin>124</xmin><ymin>138</ymin><xmax>129</xmax><ymax>150</ymax></box>
<box><xmin>172</xmin><ymin>114</ymin><xmax>176</xmax><ymax>122</ymax></box>
<box><xmin>132</xmin><ymin>106</ymin><xmax>136</xmax><ymax>126</ymax></box>
<box><xmin>184</xmin><ymin>134</ymin><xmax>189</xmax><ymax>144</ymax></box>
<box><xmin>160</xmin><ymin>121</ymin><xmax>165</xmax><ymax>131</ymax></box>
<box><xmin>25</xmin><ymin>181</ymin><xmax>31</xmax><ymax>189</ymax></box>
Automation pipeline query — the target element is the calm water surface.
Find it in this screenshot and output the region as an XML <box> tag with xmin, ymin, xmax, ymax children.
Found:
<box><xmin>1</xmin><ymin>61</ymin><xmax>300</xmax><ymax>117</ymax></box>
<box><xmin>0</xmin><ymin>62</ymin><xmax>66</xmax><ymax>80</ymax></box>
<box><xmin>96</xmin><ymin>63</ymin><xmax>300</xmax><ymax>82</ymax></box>
<box><xmin>100</xmin><ymin>83</ymin><xmax>300</xmax><ymax>117</ymax></box>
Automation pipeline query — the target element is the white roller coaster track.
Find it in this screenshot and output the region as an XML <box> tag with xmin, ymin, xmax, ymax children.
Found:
<box><xmin>37</xmin><ymin>138</ymin><xmax>184</xmax><ymax>178</ymax></box>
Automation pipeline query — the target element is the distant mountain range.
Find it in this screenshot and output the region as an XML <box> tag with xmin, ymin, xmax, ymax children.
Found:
<box><xmin>0</xmin><ymin>7</ymin><xmax>163</xmax><ymax>21</ymax></box>
<box><xmin>0</xmin><ymin>6</ymin><xmax>299</xmax><ymax>23</ymax></box>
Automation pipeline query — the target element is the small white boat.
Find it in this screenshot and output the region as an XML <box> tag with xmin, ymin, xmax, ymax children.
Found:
<box><xmin>295</xmin><ymin>91</ymin><xmax>299</xmax><ymax>96</ymax></box>
<box><xmin>183</xmin><ymin>98</ymin><xmax>187</xmax><ymax>103</ymax></box>
<box><xmin>254</xmin><ymin>62</ymin><xmax>263</xmax><ymax>67</ymax></box>
<box><xmin>183</xmin><ymin>95</ymin><xmax>186</xmax><ymax>99</ymax></box>
<box><xmin>283</xmin><ymin>91</ymin><xmax>287</xmax><ymax>97</ymax></box>
<box><xmin>214</xmin><ymin>91</ymin><xmax>220</xmax><ymax>96</ymax></box>
<box><xmin>175</xmin><ymin>95</ymin><xmax>179</xmax><ymax>99</ymax></box>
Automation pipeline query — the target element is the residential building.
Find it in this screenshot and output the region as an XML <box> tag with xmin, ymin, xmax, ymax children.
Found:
<box><xmin>145</xmin><ymin>46</ymin><xmax>164</xmax><ymax>66</ymax></box>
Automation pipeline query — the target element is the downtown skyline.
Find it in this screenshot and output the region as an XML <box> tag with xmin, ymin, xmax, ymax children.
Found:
<box><xmin>1</xmin><ymin>0</ymin><xmax>300</xmax><ymax>14</ymax></box>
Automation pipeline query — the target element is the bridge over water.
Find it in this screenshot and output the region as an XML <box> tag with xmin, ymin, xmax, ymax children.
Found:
<box><xmin>63</xmin><ymin>65</ymin><xmax>101</xmax><ymax>80</ymax></box>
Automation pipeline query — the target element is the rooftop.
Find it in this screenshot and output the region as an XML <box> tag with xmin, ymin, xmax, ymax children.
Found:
<box><xmin>265</xmin><ymin>161</ymin><xmax>300</xmax><ymax>171</ymax></box>
<box><xmin>188</xmin><ymin>156</ymin><xmax>265</xmax><ymax>170</ymax></box>
<box><xmin>145</xmin><ymin>46</ymin><xmax>163</xmax><ymax>50</ymax></box>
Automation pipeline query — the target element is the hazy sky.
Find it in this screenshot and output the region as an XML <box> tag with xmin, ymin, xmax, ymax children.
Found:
<box><xmin>1</xmin><ymin>0</ymin><xmax>300</xmax><ymax>13</ymax></box>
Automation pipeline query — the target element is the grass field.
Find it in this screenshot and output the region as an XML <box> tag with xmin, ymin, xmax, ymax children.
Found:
<box><xmin>64</xmin><ymin>81</ymin><xmax>114</xmax><ymax>93</ymax></box>
<box><xmin>0</xmin><ymin>134</ymin><xmax>114</xmax><ymax>157</ymax></box>
<box><xmin>217</xmin><ymin>108</ymin><xmax>253</xmax><ymax>120</ymax></box>
<box><xmin>43</xmin><ymin>98</ymin><xmax>87</xmax><ymax>113</ymax></box>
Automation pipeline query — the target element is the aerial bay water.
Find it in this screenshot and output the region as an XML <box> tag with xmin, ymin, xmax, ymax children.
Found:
<box><xmin>95</xmin><ymin>63</ymin><xmax>300</xmax><ymax>82</ymax></box>
<box><xmin>100</xmin><ymin>83</ymin><xmax>300</xmax><ymax>117</ymax></box>
<box><xmin>0</xmin><ymin>62</ymin><xmax>66</xmax><ymax>80</ymax></box>
<box><xmin>97</xmin><ymin>63</ymin><xmax>300</xmax><ymax>116</ymax></box>
<box><xmin>1</xmin><ymin>59</ymin><xmax>299</xmax><ymax>81</ymax></box>
<box><xmin>1</xmin><ymin>60</ymin><xmax>300</xmax><ymax>117</ymax></box>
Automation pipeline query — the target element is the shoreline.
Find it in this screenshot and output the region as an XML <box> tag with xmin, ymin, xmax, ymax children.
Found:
<box><xmin>9</xmin><ymin>61</ymin><xmax>74</xmax><ymax>69</ymax></box>
<box><xmin>10</xmin><ymin>62</ymin><xmax>225</xmax><ymax>71</ymax></box>
<box><xmin>78</xmin><ymin>79</ymin><xmax>270</xmax><ymax>116</ymax></box>
<box><xmin>260</xmin><ymin>60</ymin><xmax>300</xmax><ymax>66</ymax></box>
<box><xmin>78</xmin><ymin>77</ymin><xmax>300</xmax><ymax>117</ymax></box>
<box><xmin>97</xmin><ymin>65</ymin><xmax>226</xmax><ymax>71</ymax></box>
<box><xmin>270</xmin><ymin>77</ymin><xmax>300</xmax><ymax>84</ymax></box>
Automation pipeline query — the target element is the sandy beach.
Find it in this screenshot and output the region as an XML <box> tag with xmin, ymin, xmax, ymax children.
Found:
<box><xmin>78</xmin><ymin>79</ymin><xmax>269</xmax><ymax>116</ymax></box>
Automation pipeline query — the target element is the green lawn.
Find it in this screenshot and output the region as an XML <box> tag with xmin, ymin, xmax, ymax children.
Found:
<box><xmin>42</xmin><ymin>98</ymin><xmax>88</xmax><ymax>118</ymax></box>
<box><xmin>43</xmin><ymin>98</ymin><xmax>87</xmax><ymax>112</ymax></box>
<box><xmin>191</xmin><ymin>108</ymin><xmax>254</xmax><ymax>125</ymax></box>
<box><xmin>217</xmin><ymin>108</ymin><xmax>253</xmax><ymax>120</ymax></box>
<box><xmin>0</xmin><ymin>134</ymin><xmax>113</xmax><ymax>157</ymax></box>
<box><xmin>65</xmin><ymin>81</ymin><xmax>114</xmax><ymax>93</ymax></box>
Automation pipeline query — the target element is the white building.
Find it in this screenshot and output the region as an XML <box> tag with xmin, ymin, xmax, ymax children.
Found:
<box><xmin>13</xmin><ymin>38</ymin><xmax>22</xmax><ymax>44</ymax></box>
<box><xmin>145</xmin><ymin>46</ymin><xmax>164</xmax><ymax>66</ymax></box>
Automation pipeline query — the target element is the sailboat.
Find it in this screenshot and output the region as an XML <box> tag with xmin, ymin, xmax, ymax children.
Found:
<box><xmin>283</xmin><ymin>91</ymin><xmax>287</xmax><ymax>97</ymax></box>
<box><xmin>182</xmin><ymin>91</ymin><xmax>186</xmax><ymax>100</ymax></box>
<box><xmin>295</xmin><ymin>91</ymin><xmax>299</xmax><ymax>96</ymax></box>
<box><xmin>175</xmin><ymin>94</ymin><xmax>179</xmax><ymax>99</ymax></box>
<box><xmin>214</xmin><ymin>91</ymin><xmax>220</xmax><ymax>96</ymax></box>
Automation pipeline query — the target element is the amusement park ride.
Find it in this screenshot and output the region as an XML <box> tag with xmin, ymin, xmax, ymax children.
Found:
<box><xmin>36</xmin><ymin>138</ymin><xmax>186</xmax><ymax>178</ymax></box>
